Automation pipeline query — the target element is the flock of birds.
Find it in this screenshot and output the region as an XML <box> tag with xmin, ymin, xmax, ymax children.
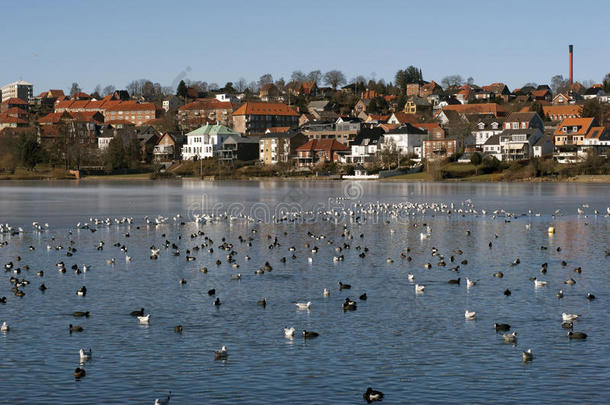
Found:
<box><xmin>0</xmin><ymin>200</ymin><xmax>608</xmax><ymax>403</ymax></box>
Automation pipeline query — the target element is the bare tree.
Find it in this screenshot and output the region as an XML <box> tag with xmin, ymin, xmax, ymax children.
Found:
<box><xmin>550</xmin><ymin>75</ymin><xmax>569</xmax><ymax>94</ymax></box>
<box><xmin>291</xmin><ymin>70</ymin><xmax>306</xmax><ymax>83</ymax></box>
<box><xmin>307</xmin><ymin>70</ymin><xmax>322</xmax><ymax>85</ymax></box>
<box><xmin>259</xmin><ymin>74</ymin><xmax>273</xmax><ymax>88</ymax></box>
<box><xmin>235</xmin><ymin>77</ymin><xmax>248</xmax><ymax>92</ymax></box>
<box><xmin>324</xmin><ymin>70</ymin><xmax>346</xmax><ymax>89</ymax></box>
<box><xmin>70</xmin><ymin>82</ymin><xmax>81</xmax><ymax>96</ymax></box>
<box><xmin>102</xmin><ymin>85</ymin><xmax>116</xmax><ymax>96</ymax></box>
<box><xmin>441</xmin><ymin>75</ymin><xmax>464</xmax><ymax>89</ymax></box>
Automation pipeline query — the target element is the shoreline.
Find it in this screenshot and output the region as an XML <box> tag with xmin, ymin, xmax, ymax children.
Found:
<box><xmin>1</xmin><ymin>174</ymin><xmax>609</xmax><ymax>183</ymax></box>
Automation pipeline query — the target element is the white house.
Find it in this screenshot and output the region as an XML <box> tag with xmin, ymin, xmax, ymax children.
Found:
<box><xmin>532</xmin><ymin>136</ymin><xmax>554</xmax><ymax>158</ymax></box>
<box><xmin>343</xmin><ymin>128</ymin><xmax>384</xmax><ymax>163</ymax></box>
<box><xmin>381</xmin><ymin>124</ymin><xmax>428</xmax><ymax>157</ymax></box>
<box><xmin>181</xmin><ymin>123</ymin><xmax>240</xmax><ymax>160</ymax></box>
<box><xmin>471</xmin><ymin>116</ymin><xmax>504</xmax><ymax>148</ymax></box>
<box><xmin>98</xmin><ymin>136</ymin><xmax>113</xmax><ymax>150</ymax></box>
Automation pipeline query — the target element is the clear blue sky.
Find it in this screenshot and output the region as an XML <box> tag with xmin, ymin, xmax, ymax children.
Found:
<box><xmin>2</xmin><ymin>0</ymin><xmax>608</xmax><ymax>94</ymax></box>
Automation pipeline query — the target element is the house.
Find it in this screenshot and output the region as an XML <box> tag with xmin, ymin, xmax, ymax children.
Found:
<box><xmin>299</xmin><ymin>82</ymin><xmax>319</xmax><ymax>97</ymax></box>
<box><xmin>471</xmin><ymin>115</ymin><xmax>504</xmax><ymax>148</ymax></box>
<box><xmin>343</xmin><ymin>127</ymin><xmax>385</xmax><ymax>164</ymax></box>
<box><xmin>299</xmin><ymin>113</ymin><xmax>315</xmax><ymax>126</ymax></box>
<box><xmin>581</xmin><ymin>126</ymin><xmax>610</xmax><ymax>157</ymax></box>
<box><xmin>483</xmin><ymin>135</ymin><xmax>502</xmax><ymax>160</ymax></box>
<box><xmin>354</xmin><ymin>99</ymin><xmax>370</xmax><ymax>115</ymax></box>
<box><xmin>493</xmin><ymin>128</ymin><xmax>544</xmax><ymax>161</ymax></box>
<box><xmin>104</xmin><ymin>103</ymin><xmax>157</xmax><ymax>126</ymax></box>
<box><xmin>442</xmin><ymin>103</ymin><xmax>508</xmax><ymax>117</ymax></box>
<box><xmin>382</xmin><ymin>123</ymin><xmax>428</xmax><ymax>157</ymax></box>
<box><xmin>163</xmin><ymin>95</ymin><xmax>183</xmax><ymax>112</ymax></box>
<box><xmin>177</xmin><ymin>98</ymin><xmax>233</xmax><ymax>129</ymax></box>
<box><xmin>404</xmin><ymin>97</ymin><xmax>432</xmax><ymax>115</ymax></box>
<box><xmin>531</xmin><ymin>89</ymin><xmax>552</xmax><ymax>102</ymax></box>
<box><xmin>416</xmin><ymin>123</ymin><xmax>445</xmax><ymax>139</ymax></box>
<box><xmin>295</xmin><ymin>139</ymin><xmax>349</xmax><ymax>167</ymax></box>
<box><xmin>181</xmin><ymin>123</ymin><xmax>240</xmax><ymax>160</ymax></box>
<box><xmin>259</xmin><ymin>131</ymin><xmax>308</xmax><ymax>165</ymax></box>
<box><xmin>0</xmin><ymin>97</ymin><xmax>29</xmax><ymax>113</ymax></box>
<box><xmin>422</xmin><ymin>137</ymin><xmax>461</xmax><ymax>161</ymax></box>
<box><xmin>553</xmin><ymin>117</ymin><xmax>596</xmax><ymax>147</ymax></box>
<box><xmin>307</xmin><ymin>100</ymin><xmax>331</xmax><ymax>113</ymax></box>
<box><xmin>420</xmin><ymin>81</ymin><xmax>444</xmax><ymax>97</ymax></box>
<box><xmin>387</xmin><ymin>112</ymin><xmax>422</xmax><ymax>125</ymax></box>
<box><xmin>153</xmin><ymin>132</ymin><xmax>184</xmax><ymax>163</ymax></box>
<box><xmin>219</xmin><ymin>135</ymin><xmax>260</xmax><ymax>162</ymax></box>
<box><xmin>542</xmin><ymin>105</ymin><xmax>582</xmax><ymax>121</ymax></box>
<box><xmin>583</xmin><ymin>87</ymin><xmax>606</xmax><ymax>100</ymax></box>
<box><xmin>532</xmin><ymin>136</ymin><xmax>555</xmax><ymax>158</ymax></box>
<box><xmin>232</xmin><ymin>102</ymin><xmax>299</xmax><ymax>135</ymax></box>
<box><xmin>364</xmin><ymin>114</ymin><xmax>390</xmax><ymax>124</ymax></box>
<box><xmin>482</xmin><ymin>83</ymin><xmax>511</xmax><ymax>99</ymax></box>
<box><xmin>503</xmin><ymin>112</ymin><xmax>544</xmax><ymax>132</ymax></box>
<box><xmin>259</xmin><ymin>83</ymin><xmax>280</xmax><ymax>101</ymax></box>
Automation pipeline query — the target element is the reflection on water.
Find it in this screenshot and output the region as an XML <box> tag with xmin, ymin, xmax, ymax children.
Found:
<box><xmin>0</xmin><ymin>180</ymin><xmax>608</xmax><ymax>404</ymax></box>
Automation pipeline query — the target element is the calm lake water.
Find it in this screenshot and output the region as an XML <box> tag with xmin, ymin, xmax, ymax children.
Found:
<box><xmin>0</xmin><ymin>180</ymin><xmax>608</xmax><ymax>404</ymax></box>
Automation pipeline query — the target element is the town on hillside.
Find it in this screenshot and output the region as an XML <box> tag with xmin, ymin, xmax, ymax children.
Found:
<box><xmin>1</xmin><ymin>65</ymin><xmax>609</xmax><ymax>180</ymax></box>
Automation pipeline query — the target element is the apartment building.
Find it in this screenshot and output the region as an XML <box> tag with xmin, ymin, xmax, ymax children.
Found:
<box><xmin>1</xmin><ymin>80</ymin><xmax>33</xmax><ymax>102</ymax></box>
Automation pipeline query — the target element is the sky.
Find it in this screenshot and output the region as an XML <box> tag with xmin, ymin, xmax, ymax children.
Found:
<box><xmin>2</xmin><ymin>0</ymin><xmax>609</xmax><ymax>95</ymax></box>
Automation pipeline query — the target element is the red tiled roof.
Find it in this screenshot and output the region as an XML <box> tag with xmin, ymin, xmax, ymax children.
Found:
<box><xmin>554</xmin><ymin>118</ymin><xmax>595</xmax><ymax>136</ymax></box>
<box><xmin>587</xmin><ymin>126</ymin><xmax>606</xmax><ymax>139</ymax></box>
<box><xmin>442</xmin><ymin>103</ymin><xmax>507</xmax><ymax>116</ymax></box>
<box><xmin>531</xmin><ymin>89</ymin><xmax>550</xmax><ymax>98</ymax></box>
<box><xmin>367</xmin><ymin>114</ymin><xmax>389</xmax><ymax>122</ymax></box>
<box><xmin>378</xmin><ymin>123</ymin><xmax>400</xmax><ymax>132</ymax></box>
<box><xmin>4</xmin><ymin>107</ymin><xmax>28</xmax><ymax>116</ymax></box>
<box><xmin>362</xmin><ymin>89</ymin><xmax>379</xmax><ymax>100</ymax></box>
<box><xmin>0</xmin><ymin>114</ymin><xmax>28</xmax><ymax>124</ymax></box>
<box><xmin>543</xmin><ymin>105</ymin><xmax>582</xmax><ymax>118</ymax></box>
<box><xmin>178</xmin><ymin>99</ymin><xmax>232</xmax><ymax>111</ymax></box>
<box><xmin>296</xmin><ymin>139</ymin><xmax>349</xmax><ymax>152</ymax></box>
<box><xmin>2</xmin><ymin>97</ymin><xmax>28</xmax><ymax>105</ymax></box>
<box><xmin>391</xmin><ymin>112</ymin><xmax>422</xmax><ymax>124</ymax></box>
<box><xmin>301</xmin><ymin>81</ymin><xmax>316</xmax><ymax>95</ymax></box>
<box><xmin>233</xmin><ymin>102</ymin><xmax>299</xmax><ymax>117</ymax></box>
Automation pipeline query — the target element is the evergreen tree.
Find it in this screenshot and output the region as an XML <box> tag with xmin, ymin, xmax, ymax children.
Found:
<box><xmin>176</xmin><ymin>80</ymin><xmax>188</xmax><ymax>98</ymax></box>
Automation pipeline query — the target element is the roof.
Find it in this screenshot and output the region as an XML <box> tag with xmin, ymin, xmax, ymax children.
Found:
<box><xmin>296</xmin><ymin>139</ymin><xmax>349</xmax><ymax>152</ymax></box>
<box><xmin>505</xmin><ymin>112</ymin><xmax>538</xmax><ymax>122</ymax></box>
<box><xmin>233</xmin><ymin>102</ymin><xmax>298</xmax><ymax>117</ymax></box>
<box><xmin>387</xmin><ymin>123</ymin><xmax>428</xmax><ymax>135</ymax></box>
<box><xmin>531</xmin><ymin>89</ymin><xmax>550</xmax><ymax>98</ymax></box>
<box><xmin>534</xmin><ymin>136</ymin><xmax>552</xmax><ymax>146</ymax></box>
<box><xmin>224</xmin><ymin>134</ymin><xmax>260</xmax><ymax>144</ymax></box>
<box><xmin>390</xmin><ymin>112</ymin><xmax>422</xmax><ymax>125</ymax></box>
<box><xmin>587</xmin><ymin>127</ymin><xmax>607</xmax><ymax>139</ymax></box>
<box><xmin>2</xmin><ymin>97</ymin><xmax>28</xmax><ymax>105</ymax></box>
<box><xmin>259</xmin><ymin>131</ymin><xmax>302</xmax><ymax>139</ymax></box>
<box><xmin>501</xmin><ymin>128</ymin><xmax>540</xmax><ymax>136</ymax></box>
<box><xmin>2</xmin><ymin>80</ymin><xmax>32</xmax><ymax>87</ymax></box>
<box><xmin>554</xmin><ymin>118</ymin><xmax>595</xmax><ymax>136</ymax></box>
<box><xmin>442</xmin><ymin>103</ymin><xmax>508</xmax><ymax>116</ymax></box>
<box><xmin>307</xmin><ymin>100</ymin><xmax>329</xmax><ymax>110</ymax></box>
<box><xmin>301</xmin><ymin>82</ymin><xmax>317</xmax><ymax>94</ymax></box>
<box><xmin>543</xmin><ymin>105</ymin><xmax>582</xmax><ymax>118</ymax></box>
<box><xmin>0</xmin><ymin>114</ymin><xmax>28</xmax><ymax>124</ymax></box>
<box><xmin>178</xmin><ymin>99</ymin><xmax>233</xmax><ymax>111</ymax></box>
<box><xmin>185</xmin><ymin>123</ymin><xmax>240</xmax><ymax>137</ymax></box>
<box><xmin>484</xmin><ymin>134</ymin><xmax>500</xmax><ymax>145</ymax></box>
<box><xmin>266</xmin><ymin>126</ymin><xmax>291</xmax><ymax>133</ymax></box>
<box><xmin>352</xmin><ymin>127</ymin><xmax>385</xmax><ymax>145</ymax></box>
<box><xmin>416</xmin><ymin>123</ymin><xmax>443</xmax><ymax>133</ymax></box>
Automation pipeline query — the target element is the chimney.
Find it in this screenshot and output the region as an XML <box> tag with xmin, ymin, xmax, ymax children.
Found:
<box><xmin>570</xmin><ymin>45</ymin><xmax>574</xmax><ymax>87</ymax></box>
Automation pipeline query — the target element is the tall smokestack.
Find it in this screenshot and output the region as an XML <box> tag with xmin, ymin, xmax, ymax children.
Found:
<box><xmin>570</xmin><ymin>45</ymin><xmax>574</xmax><ymax>86</ymax></box>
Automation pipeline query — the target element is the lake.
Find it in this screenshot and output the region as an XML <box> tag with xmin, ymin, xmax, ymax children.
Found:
<box><xmin>0</xmin><ymin>180</ymin><xmax>608</xmax><ymax>404</ymax></box>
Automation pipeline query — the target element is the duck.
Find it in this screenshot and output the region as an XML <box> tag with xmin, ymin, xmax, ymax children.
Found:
<box><xmin>257</xmin><ymin>298</ymin><xmax>267</xmax><ymax>307</ymax></box>
<box><xmin>76</xmin><ymin>286</ymin><xmax>87</xmax><ymax>296</ymax></box>
<box><xmin>284</xmin><ymin>326</ymin><xmax>295</xmax><ymax>338</ymax></box>
<box><xmin>214</xmin><ymin>345</ymin><xmax>228</xmax><ymax>359</ymax></box>
<box><xmin>295</xmin><ymin>301</ymin><xmax>311</xmax><ymax>310</ymax></box>
<box><xmin>448</xmin><ymin>278</ymin><xmax>460</xmax><ymax>285</ymax></box>
<box><xmin>533</xmin><ymin>278</ymin><xmax>547</xmax><ymax>288</ymax></box>
<box><xmin>39</xmin><ymin>283</ymin><xmax>47</xmax><ymax>291</ymax></box>
<box><xmin>557</xmin><ymin>290</ymin><xmax>564</xmax><ymax>299</ymax></box>
<box><xmin>464</xmin><ymin>310</ymin><xmax>476</xmax><ymax>320</ymax></box>
<box><xmin>466</xmin><ymin>278</ymin><xmax>477</xmax><ymax>288</ymax></box>
<box><xmin>502</xmin><ymin>331</ymin><xmax>518</xmax><ymax>343</ymax></box>
<box><xmin>213</xmin><ymin>298</ymin><xmax>221</xmax><ymax>306</ymax></box>
<box><xmin>343</xmin><ymin>298</ymin><xmax>357</xmax><ymax>311</ymax></box>
<box><xmin>503</xmin><ymin>289</ymin><xmax>511</xmax><ymax>296</ymax></box>
<box><xmin>567</xmin><ymin>331</ymin><xmax>587</xmax><ymax>339</ymax></box>
<box><xmin>79</xmin><ymin>348</ymin><xmax>92</xmax><ymax>361</ymax></box>
<box><xmin>586</xmin><ymin>293</ymin><xmax>596</xmax><ymax>300</ymax></box>
<box><xmin>363</xmin><ymin>387</ymin><xmax>384</xmax><ymax>403</ymax></box>
<box><xmin>323</xmin><ymin>288</ymin><xmax>330</xmax><ymax>297</ymax></box>
<box><xmin>415</xmin><ymin>284</ymin><xmax>425</xmax><ymax>293</ymax></box>
<box><xmin>73</xmin><ymin>311</ymin><xmax>90</xmax><ymax>317</ymax></box>
<box><xmin>130</xmin><ymin>308</ymin><xmax>144</xmax><ymax>317</ymax></box>
<box><xmin>338</xmin><ymin>281</ymin><xmax>351</xmax><ymax>290</ymax></box>
<box><xmin>564</xmin><ymin>278</ymin><xmax>576</xmax><ymax>285</ymax></box>
<box><xmin>522</xmin><ymin>349</ymin><xmax>533</xmax><ymax>362</ymax></box>
<box><xmin>0</xmin><ymin>297</ymin><xmax>6</xmax><ymax>304</ymax></box>
<box><xmin>137</xmin><ymin>314</ymin><xmax>151</xmax><ymax>323</ymax></box>
<box><xmin>562</xmin><ymin>312</ymin><xmax>579</xmax><ymax>321</ymax></box>
<box><xmin>359</xmin><ymin>293</ymin><xmax>367</xmax><ymax>300</ymax></box>
<box><xmin>154</xmin><ymin>391</ymin><xmax>172</xmax><ymax>405</ymax></box>
<box><xmin>561</xmin><ymin>321</ymin><xmax>573</xmax><ymax>329</ymax></box>
<box><xmin>179</xmin><ymin>278</ymin><xmax>187</xmax><ymax>285</ymax></box>
<box><xmin>174</xmin><ymin>325</ymin><xmax>183</xmax><ymax>333</ymax></box>
<box><xmin>69</xmin><ymin>324</ymin><xmax>84</xmax><ymax>333</ymax></box>
<box><xmin>73</xmin><ymin>367</ymin><xmax>86</xmax><ymax>378</ymax></box>
<box><xmin>302</xmin><ymin>330</ymin><xmax>319</xmax><ymax>339</ymax></box>
<box><xmin>1</xmin><ymin>321</ymin><xmax>9</xmax><ymax>332</ymax></box>
<box><xmin>207</xmin><ymin>289</ymin><xmax>216</xmax><ymax>296</ymax></box>
<box><xmin>494</xmin><ymin>323</ymin><xmax>510</xmax><ymax>332</ymax></box>
<box><xmin>493</xmin><ymin>271</ymin><xmax>504</xmax><ymax>278</ymax></box>
<box><xmin>407</xmin><ymin>274</ymin><xmax>414</xmax><ymax>282</ymax></box>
